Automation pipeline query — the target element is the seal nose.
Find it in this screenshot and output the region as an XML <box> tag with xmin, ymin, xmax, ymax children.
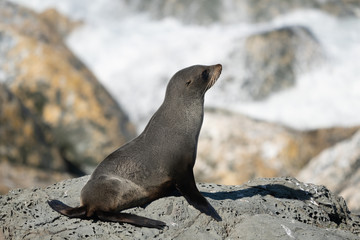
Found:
<box><xmin>214</xmin><ymin>64</ymin><xmax>222</xmax><ymax>73</ymax></box>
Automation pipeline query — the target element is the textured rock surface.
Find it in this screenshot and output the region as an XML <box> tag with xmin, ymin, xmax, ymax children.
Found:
<box><xmin>196</xmin><ymin>108</ymin><xmax>359</xmax><ymax>185</ymax></box>
<box><xmin>0</xmin><ymin>2</ymin><xmax>136</xmax><ymax>168</ymax></box>
<box><xmin>298</xmin><ymin>130</ymin><xmax>360</xmax><ymax>211</ymax></box>
<box><xmin>241</xmin><ymin>26</ymin><xmax>322</xmax><ymax>100</ymax></box>
<box><xmin>0</xmin><ymin>83</ymin><xmax>77</xmax><ymax>194</ymax></box>
<box><xmin>1</xmin><ymin>176</ymin><xmax>359</xmax><ymax>239</ymax></box>
<box><xmin>0</xmin><ymin>83</ymin><xmax>63</xmax><ymax>170</ymax></box>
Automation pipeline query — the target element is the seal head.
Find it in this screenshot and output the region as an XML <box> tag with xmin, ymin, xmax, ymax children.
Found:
<box><xmin>165</xmin><ymin>64</ymin><xmax>222</xmax><ymax>100</ymax></box>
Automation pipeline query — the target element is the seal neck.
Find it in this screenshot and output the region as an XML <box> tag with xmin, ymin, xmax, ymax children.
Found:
<box><xmin>140</xmin><ymin>96</ymin><xmax>204</xmax><ymax>141</ymax></box>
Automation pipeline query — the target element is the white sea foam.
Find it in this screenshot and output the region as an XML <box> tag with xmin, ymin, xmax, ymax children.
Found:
<box><xmin>232</xmin><ymin>12</ymin><xmax>360</xmax><ymax>129</ymax></box>
<box><xmin>10</xmin><ymin>0</ymin><xmax>360</xmax><ymax>131</ymax></box>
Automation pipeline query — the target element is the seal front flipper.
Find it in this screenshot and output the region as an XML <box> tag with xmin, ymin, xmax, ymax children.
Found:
<box><xmin>175</xmin><ymin>173</ymin><xmax>222</xmax><ymax>221</ymax></box>
<box><xmin>97</xmin><ymin>211</ymin><xmax>166</xmax><ymax>229</ymax></box>
<box><xmin>48</xmin><ymin>200</ymin><xmax>86</xmax><ymax>218</ymax></box>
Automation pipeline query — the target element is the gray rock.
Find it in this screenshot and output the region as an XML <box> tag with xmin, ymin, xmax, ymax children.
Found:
<box><xmin>1</xmin><ymin>176</ymin><xmax>359</xmax><ymax>239</ymax></box>
<box><xmin>241</xmin><ymin>26</ymin><xmax>322</xmax><ymax>100</ymax></box>
<box><xmin>127</xmin><ymin>0</ymin><xmax>360</xmax><ymax>25</ymax></box>
<box><xmin>297</xmin><ymin>130</ymin><xmax>360</xmax><ymax>211</ymax></box>
<box><xmin>243</xmin><ymin>0</ymin><xmax>360</xmax><ymax>22</ymax></box>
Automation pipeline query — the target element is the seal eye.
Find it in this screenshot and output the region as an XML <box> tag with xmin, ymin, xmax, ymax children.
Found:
<box><xmin>202</xmin><ymin>70</ymin><xmax>209</xmax><ymax>80</ymax></box>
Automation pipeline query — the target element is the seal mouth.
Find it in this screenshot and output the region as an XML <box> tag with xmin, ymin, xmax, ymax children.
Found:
<box><xmin>204</xmin><ymin>64</ymin><xmax>222</xmax><ymax>94</ymax></box>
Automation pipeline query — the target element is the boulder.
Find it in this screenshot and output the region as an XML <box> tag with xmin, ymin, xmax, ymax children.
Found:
<box><xmin>195</xmin><ymin>108</ymin><xmax>359</xmax><ymax>185</ymax></box>
<box><xmin>243</xmin><ymin>0</ymin><xmax>360</xmax><ymax>22</ymax></box>
<box><xmin>0</xmin><ymin>83</ymin><xmax>63</xmax><ymax>170</ymax></box>
<box><xmin>128</xmin><ymin>0</ymin><xmax>360</xmax><ymax>25</ymax></box>
<box><xmin>0</xmin><ymin>83</ymin><xmax>85</xmax><ymax>194</ymax></box>
<box><xmin>1</xmin><ymin>176</ymin><xmax>359</xmax><ymax>239</ymax></box>
<box><xmin>297</xmin><ymin>130</ymin><xmax>360</xmax><ymax>211</ymax></box>
<box><xmin>0</xmin><ymin>160</ymin><xmax>71</xmax><ymax>195</ymax></box>
<box><xmin>0</xmin><ymin>2</ymin><xmax>137</xmax><ymax>168</ymax></box>
<box><xmin>240</xmin><ymin>25</ymin><xmax>322</xmax><ymax>100</ymax></box>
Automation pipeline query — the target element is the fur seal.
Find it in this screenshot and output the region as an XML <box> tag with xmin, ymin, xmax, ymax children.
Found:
<box><xmin>48</xmin><ymin>64</ymin><xmax>222</xmax><ymax>229</ymax></box>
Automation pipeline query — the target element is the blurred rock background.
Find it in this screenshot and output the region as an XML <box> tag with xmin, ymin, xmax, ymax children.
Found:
<box><xmin>0</xmin><ymin>1</ymin><xmax>136</xmax><ymax>193</ymax></box>
<box><xmin>1</xmin><ymin>0</ymin><xmax>360</xmax><ymax>213</ymax></box>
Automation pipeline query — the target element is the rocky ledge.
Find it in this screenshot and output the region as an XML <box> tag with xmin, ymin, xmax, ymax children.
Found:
<box><xmin>1</xmin><ymin>176</ymin><xmax>360</xmax><ymax>239</ymax></box>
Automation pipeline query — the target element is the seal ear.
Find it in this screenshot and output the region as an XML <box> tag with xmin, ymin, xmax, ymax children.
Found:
<box><xmin>186</xmin><ymin>80</ymin><xmax>192</xmax><ymax>86</ymax></box>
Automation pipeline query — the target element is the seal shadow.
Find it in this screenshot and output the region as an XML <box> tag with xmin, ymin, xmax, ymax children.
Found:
<box><xmin>200</xmin><ymin>184</ymin><xmax>313</xmax><ymax>201</ymax></box>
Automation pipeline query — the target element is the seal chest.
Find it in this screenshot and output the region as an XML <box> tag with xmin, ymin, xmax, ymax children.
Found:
<box><xmin>48</xmin><ymin>64</ymin><xmax>223</xmax><ymax>229</ymax></box>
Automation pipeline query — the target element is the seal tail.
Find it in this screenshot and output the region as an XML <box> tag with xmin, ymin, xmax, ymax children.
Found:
<box><xmin>48</xmin><ymin>199</ymin><xmax>87</xmax><ymax>218</ymax></box>
<box><xmin>97</xmin><ymin>211</ymin><xmax>166</xmax><ymax>230</ymax></box>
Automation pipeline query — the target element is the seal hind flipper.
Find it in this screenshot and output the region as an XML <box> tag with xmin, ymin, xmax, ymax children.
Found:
<box><xmin>97</xmin><ymin>211</ymin><xmax>166</xmax><ymax>229</ymax></box>
<box><xmin>175</xmin><ymin>173</ymin><xmax>222</xmax><ymax>221</ymax></box>
<box><xmin>48</xmin><ymin>199</ymin><xmax>86</xmax><ymax>218</ymax></box>
<box><xmin>48</xmin><ymin>200</ymin><xmax>166</xmax><ymax>229</ymax></box>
